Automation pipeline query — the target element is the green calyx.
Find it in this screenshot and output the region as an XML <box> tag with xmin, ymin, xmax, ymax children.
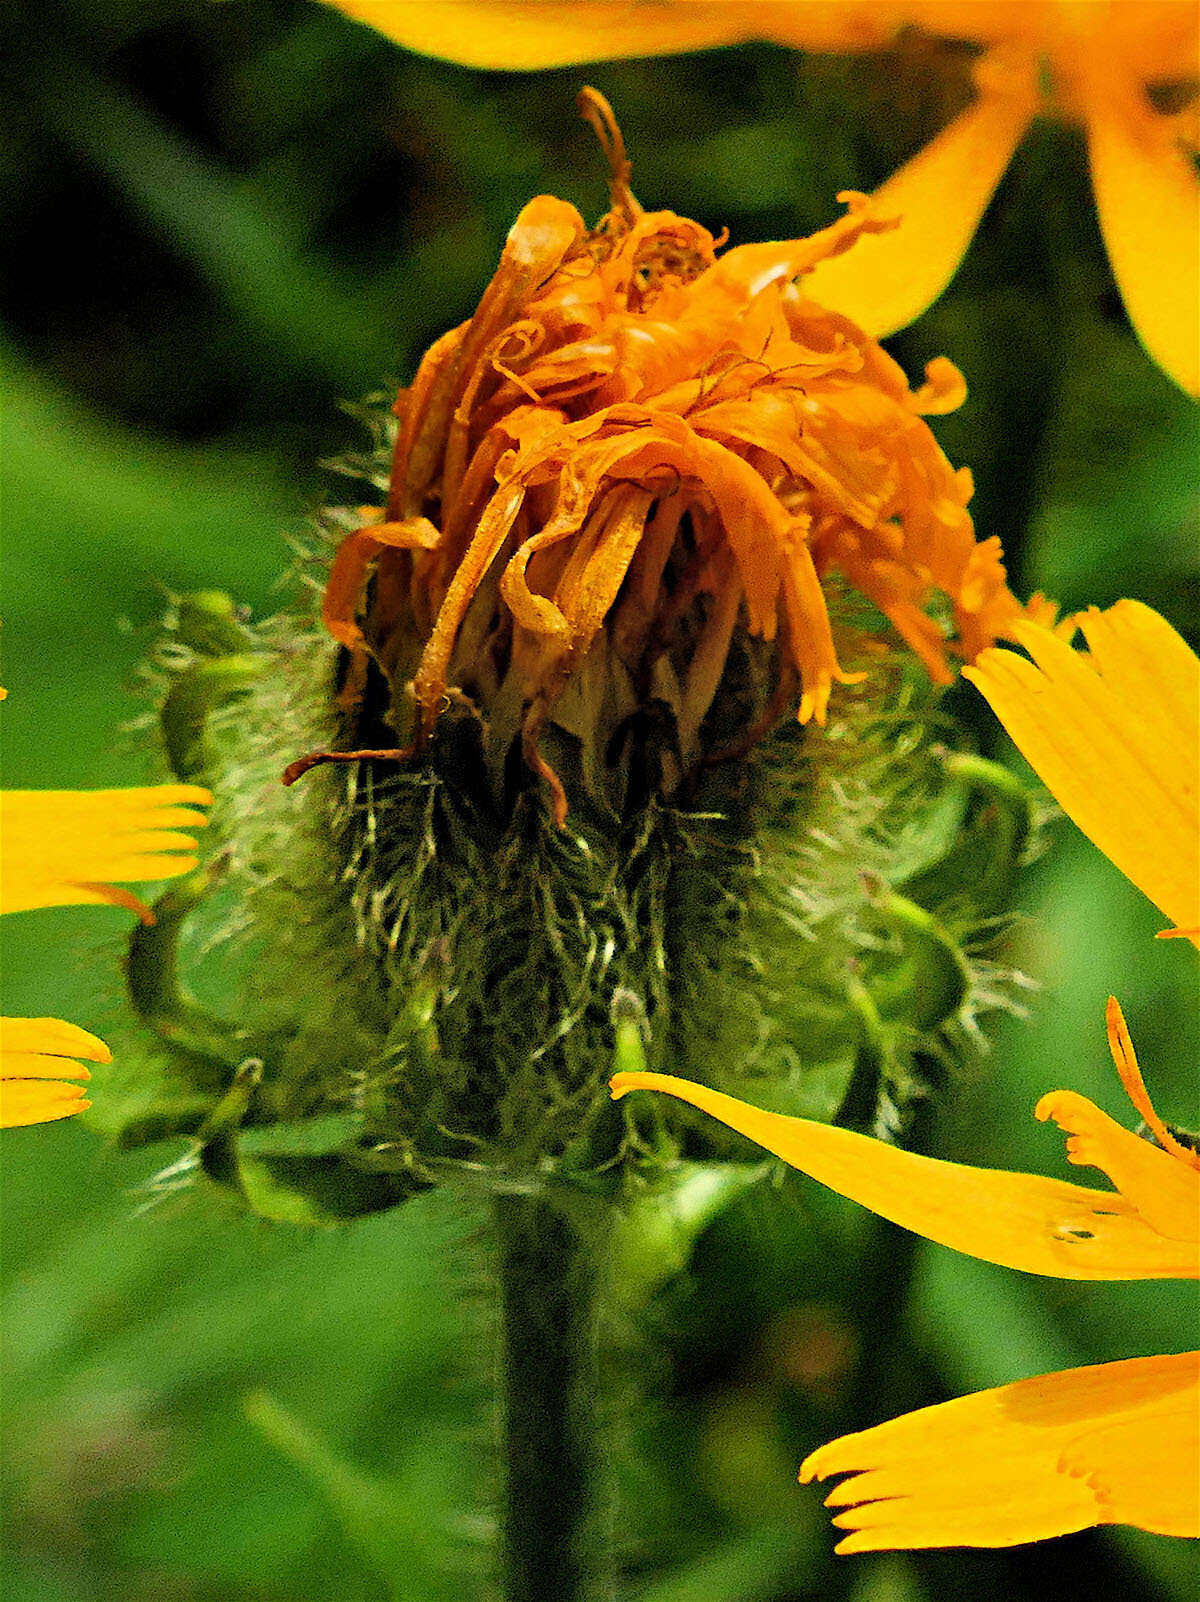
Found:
<box><xmin>100</xmin><ymin>582</ymin><xmax>1036</xmax><ymax>1230</ymax></box>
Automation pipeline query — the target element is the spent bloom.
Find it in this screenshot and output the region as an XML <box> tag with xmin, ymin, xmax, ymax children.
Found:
<box><xmin>295</xmin><ymin>91</ymin><xmax>1022</xmax><ymax>819</ymax></box>
<box><xmin>0</xmin><ymin>688</ymin><xmax>211</xmax><ymax>1127</ymax></box>
<box><xmin>612</xmin><ymin>599</ymin><xmax>1200</xmax><ymax>1549</ymax></box>
<box><xmin>326</xmin><ymin>0</ymin><xmax>1200</xmax><ymax>395</ymax></box>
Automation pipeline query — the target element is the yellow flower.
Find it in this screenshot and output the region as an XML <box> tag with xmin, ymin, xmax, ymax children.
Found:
<box><xmin>325</xmin><ymin>1</ymin><xmax>1200</xmax><ymax>396</ymax></box>
<box><xmin>295</xmin><ymin>91</ymin><xmax>1024</xmax><ymax>819</ymax></box>
<box><xmin>611</xmin><ymin>598</ymin><xmax>1200</xmax><ymax>1548</ymax></box>
<box><xmin>0</xmin><ymin>698</ymin><xmax>212</xmax><ymax>1127</ymax></box>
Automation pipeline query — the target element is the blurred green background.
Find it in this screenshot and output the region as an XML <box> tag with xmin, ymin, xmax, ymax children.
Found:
<box><xmin>2</xmin><ymin>4</ymin><xmax>1197</xmax><ymax>1600</ymax></box>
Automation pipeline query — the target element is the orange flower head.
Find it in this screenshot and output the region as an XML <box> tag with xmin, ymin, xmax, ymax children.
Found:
<box><xmin>304</xmin><ymin>90</ymin><xmax>1022</xmax><ymax>821</ymax></box>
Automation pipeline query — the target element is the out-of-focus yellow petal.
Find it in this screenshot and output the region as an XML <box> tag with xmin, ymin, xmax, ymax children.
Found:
<box><xmin>1084</xmin><ymin>74</ymin><xmax>1200</xmax><ymax>397</ymax></box>
<box><xmin>0</xmin><ymin>1015</ymin><xmax>107</xmax><ymax>1128</ymax></box>
<box><xmin>609</xmin><ymin>1072</ymin><xmax>1199</xmax><ymax>1279</ymax></box>
<box><xmin>321</xmin><ymin>1</ymin><xmax>1038</xmax><ymax>67</ymax></box>
<box><xmin>322</xmin><ymin>1</ymin><xmax>753</xmax><ymax>69</ymax></box>
<box><xmin>803</xmin><ymin>51</ymin><xmax>1037</xmax><ymax>337</ymax></box>
<box><xmin>964</xmin><ymin>601</ymin><xmax>1200</xmax><ymax>941</ymax></box>
<box><xmin>801</xmin><ymin>1351</ymin><xmax>1200</xmax><ymax>1549</ymax></box>
<box><xmin>0</xmin><ymin>784</ymin><xmax>212</xmax><ymax>918</ymax></box>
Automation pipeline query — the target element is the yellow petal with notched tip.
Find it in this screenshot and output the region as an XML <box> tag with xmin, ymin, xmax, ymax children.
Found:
<box><xmin>0</xmin><ymin>1079</ymin><xmax>91</xmax><ymax>1127</ymax></box>
<box><xmin>0</xmin><ymin>1016</ymin><xmax>111</xmax><ymax>1068</ymax></box>
<box><xmin>800</xmin><ymin>1351</ymin><xmax>1200</xmax><ymax>1548</ymax></box>
<box><xmin>609</xmin><ymin>1072</ymin><xmax>1199</xmax><ymax>1279</ymax></box>
<box><xmin>965</xmin><ymin>601</ymin><xmax>1200</xmax><ymax>942</ymax></box>
<box><xmin>1036</xmin><ymin>1089</ymin><xmax>1200</xmax><ymax>1245</ymax></box>
<box><xmin>803</xmin><ymin>52</ymin><xmax>1036</xmax><ymax>337</ymax></box>
<box><xmin>0</xmin><ymin>785</ymin><xmax>212</xmax><ymax>917</ymax></box>
<box><xmin>0</xmin><ymin>1015</ymin><xmax>108</xmax><ymax>1128</ymax></box>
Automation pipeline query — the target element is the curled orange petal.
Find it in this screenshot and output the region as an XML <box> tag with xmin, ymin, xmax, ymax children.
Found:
<box><xmin>1105</xmin><ymin>996</ymin><xmax>1200</xmax><ymax>1171</ymax></box>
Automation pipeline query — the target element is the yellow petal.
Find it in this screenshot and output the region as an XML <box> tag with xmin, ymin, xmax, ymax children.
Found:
<box><xmin>0</xmin><ymin>785</ymin><xmax>212</xmax><ymax>917</ymax></box>
<box><xmin>609</xmin><ymin>1073</ymin><xmax>1199</xmax><ymax>1278</ymax></box>
<box><xmin>0</xmin><ymin>1078</ymin><xmax>91</xmax><ymax>1128</ymax></box>
<box><xmin>0</xmin><ymin>1016</ymin><xmax>111</xmax><ymax>1065</ymax></box>
<box><xmin>1085</xmin><ymin>78</ymin><xmax>1200</xmax><ymax>397</ymax></box>
<box><xmin>0</xmin><ymin>1015</ymin><xmax>108</xmax><ymax>1126</ymax></box>
<box><xmin>1105</xmin><ymin>995</ymin><xmax>1200</xmax><ymax>1172</ymax></box>
<box><xmin>322</xmin><ymin>1</ymin><xmax>752</xmax><ymax>69</ymax></box>
<box><xmin>803</xmin><ymin>51</ymin><xmax>1036</xmax><ymax>337</ymax></box>
<box><xmin>800</xmin><ymin>1351</ymin><xmax>1200</xmax><ymax>1549</ymax></box>
<box><xmin>964</xmin><ymin>601</ymin><xmax>1200</xmax><ymax>940</ymax></box>
<box><xmin>1036</xmin><ymin>1089</ymin><xmax>1200</xmax><ymax>1246</ymax></box>
<box><xmin>1031</xmin><ymin>1001</ymin><xmax>1200</xmax><ymax>1248</ymax></box>
<box><xmin>320</xmin><ymin>1</ymin><xmax>1029</xmax><ymax>67</ymax></box>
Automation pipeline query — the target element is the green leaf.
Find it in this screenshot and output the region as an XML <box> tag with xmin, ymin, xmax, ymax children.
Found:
<box><xmin>244</xmin><ymin>1390</ymin><xmax>473</xmax><ymax>1602</ymax></box>
<box><xmin>201</xmin><ymin>1135</ymin><xmax>425</xmax><ymax>1225</ymax></box>
<box><xmin>858</xmin><ymin>883</ymin><xmax>970</xmax><ymax>1034</ymax></box>
<box><xmin>236</xmin><ymin>1112</ymin><xmax>367</xmax><ymax>1157</ymax></box>
<box><xmin>612</xmin><ymin>1161</ymin><xmax>767</xmax><ymax>1310</ymax></box>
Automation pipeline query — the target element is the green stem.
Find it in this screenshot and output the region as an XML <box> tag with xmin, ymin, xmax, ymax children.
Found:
<box><xmin>494</xmin><ymin>1192</ymin><xmax>608</xmax><ymax>1602</ymax></box>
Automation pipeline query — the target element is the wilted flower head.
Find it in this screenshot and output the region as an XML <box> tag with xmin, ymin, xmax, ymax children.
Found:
<box><xmin>302</xmin><ymin>91</ymin><xmax>1021</xmax><ymax>820</ymax></box>
<box><xmin>111</xmin><ymin>101</ymin><xmax>1044</xmax><ymax>1229</ymax></box>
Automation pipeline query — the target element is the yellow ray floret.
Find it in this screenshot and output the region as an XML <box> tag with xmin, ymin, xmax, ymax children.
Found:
<box><xmin>964</xmin><ymin>601</ymin><xmax>1200</xmax><ymax>942</ymax></box>
<box><xmin>613</xmin><ymin>992</ymin><xmax>1200</xmax><ymax>1547</ymax></box>
<box><xmin>0</xmin><ymin>1016</ymin><xmax>108</xmax><ymax>1128</ymax></box>
<box><xmin>800</xmin><ymin>1351</ymin><xmax>1200</xmax><ymax>1550</ymax></box>
<box><xmin>609</xmin><ymin>1016</ymin><xmax>1200</xmax><ymax>1283</ymax></box>
<box><xmin>803</xmin><ymin>53</ymin><xmax>1036</xmax><ymax>338</ymax></box>
<box><xmin>323</xmin><ymin>0</ymin><xmax>754</xmax><ymax>69</ymax></box>
<box><xmin>0</xmin><ymin>784</ymin><xmax>212</xmax><ymax>920</ymax></box>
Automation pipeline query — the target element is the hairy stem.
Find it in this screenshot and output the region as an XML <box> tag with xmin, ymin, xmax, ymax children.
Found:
<box><xmin>494</xmin><ymin>1192</ymin><xmax>609</xmax><ymax>1602</ymax></box>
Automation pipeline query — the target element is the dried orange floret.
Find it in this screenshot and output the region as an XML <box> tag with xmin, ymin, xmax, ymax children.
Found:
<box><xmin>308</xmin><ymin>90</ymin><xmax>1025</xmax><ymax>816</ymax></box>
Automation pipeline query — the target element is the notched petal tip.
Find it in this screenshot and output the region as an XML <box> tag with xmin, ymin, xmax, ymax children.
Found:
<box><xmin>1037</xmin><ymin>1070</ymin><xmax>1200</xmax><ymax>1249</ymax></box>
<box><xmin>797</xmin><ymin>1354</ymin><xmax>1200</xmax><ymax>1550</ymax></box>
<box><xmin>0</xmin><ymin>1080</ymin><xmax>92</xmax><ymax>1129</ymax></box>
